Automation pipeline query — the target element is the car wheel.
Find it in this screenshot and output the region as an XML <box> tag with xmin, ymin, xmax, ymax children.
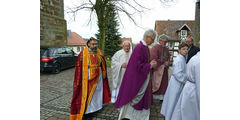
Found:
<box><xmin>53</xmin><ymin>63</ymin><xmax>61</xmax><ymax>74</ymax></box>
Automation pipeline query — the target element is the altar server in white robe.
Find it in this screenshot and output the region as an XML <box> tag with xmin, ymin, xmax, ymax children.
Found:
<box><xmin>111</xmin><ymin>40</ymin><xmax>132</xmax><ymax>103</ymax></box>
<box><xmin>171</xmin><ymin>51</ymin><xmax>200</xmax><ymax>120</ymax></box>
<box><xmin>160</xmin><ymin>43</ymin><xmax>189</xmax><ymax>120</ymax></box>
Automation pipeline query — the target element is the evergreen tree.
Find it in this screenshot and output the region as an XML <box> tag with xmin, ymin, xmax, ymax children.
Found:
<box><xmin>96</xmin><ymin>4</ymin><xmax>122</xmax><ymax>58</ymax></box>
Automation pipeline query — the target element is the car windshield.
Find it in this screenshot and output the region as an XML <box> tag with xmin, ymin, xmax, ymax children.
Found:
<box><xmin>41</xmin><ymin>48</ymin><xmax>47</xmax><ymax>56</ymax></box>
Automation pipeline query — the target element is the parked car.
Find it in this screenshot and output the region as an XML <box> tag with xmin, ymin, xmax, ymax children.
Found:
<box><xmin>40</xmin><ymin>46</ymin><xmax>78</xmax><ymax>73</ymax></box>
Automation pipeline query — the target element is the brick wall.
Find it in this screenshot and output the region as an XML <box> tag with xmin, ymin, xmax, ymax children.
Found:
<box><xmin>40</xmin><ymin>0</ymin><xmax>67</xmax><ymax>46</ymax></box>
<box><xmin>40</xmin><ymin>0</ymin><xmax>64</xmax><ymax>18</ymax></box>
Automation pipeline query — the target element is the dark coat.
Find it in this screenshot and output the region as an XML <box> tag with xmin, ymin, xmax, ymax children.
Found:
<box><xmin>186</xmin><ymin>45</ymin><xmax>200</xmax><ymax>63</ymax></box>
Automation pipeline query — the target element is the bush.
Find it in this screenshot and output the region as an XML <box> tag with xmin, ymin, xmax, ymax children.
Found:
<box><xmin>106</xmin><ymin>59</ymin><xmax>111</xmax><ymax>68</ymax></box>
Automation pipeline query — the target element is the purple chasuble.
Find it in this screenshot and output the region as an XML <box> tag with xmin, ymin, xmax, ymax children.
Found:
<box><xmin>114</xmin><ymin>41</ymin><xmax>153</xmax><ymax>110</ymax></box>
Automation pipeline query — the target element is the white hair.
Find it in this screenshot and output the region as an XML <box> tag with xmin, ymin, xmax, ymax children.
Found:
<box><xmin>158</xmin><ymin>34</ymin><xmax>169</xmax><ymax>41</ymax></box>
<box><xmin>143</xmin><ymin>29</ymin><xmax>157</xmax><ymax>39</ymax></box>
<box><xmin>122</xmin><ymin>40</ymin><xmax>132</xmax><ymax>55</ymax></box>
<box><xmin>122</xmin><ymin>40</ymin><xmax>131</xmax><ymax>46</ymax></box>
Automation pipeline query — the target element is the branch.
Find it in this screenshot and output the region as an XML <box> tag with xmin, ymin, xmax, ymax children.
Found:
<box><xmin>88</xmin><ymin>0</ymin><xmax>94</xmax><ymax>5</ymax></box>
<box><xmin>87</xmin><ymin>10</ymin><xmax>94</xmax><ymax>25</ymax></box>
<box><xmin>115</xmin><ymin>2</ymin><xmax>135</xmax><ymax>15</ymax></box>
<box><xmin>65</xmin><ymin>2</ymin><xmax>93</xmax><ymax>21</ymax></box>
<box><xmin>116</xmin><ymin>10</ymin><xmax>124</xmax><ymax>29</ymax></box>
<box><xmin>116</xmin><ymin>0</ymin><xmax>146</xmax><ymax>13</ymax></box>
<box><xmin>132</xmin><ymin>0</ymin><xmax>151</xmax><ymax>10</ymax></box>
<box><xmin>115</xmin><ymin>6</ymin><xmax>137</xmax><ymax>25</ymax></box>
<box><xmin>159</xmin><ymin>0</ymin><xmax>177</xmax><ymax>7</ymax></box>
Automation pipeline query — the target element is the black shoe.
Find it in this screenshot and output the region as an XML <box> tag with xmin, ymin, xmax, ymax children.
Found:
<box><xmin>83</xmin><ymin>114</ymin><xmax>93</xmax><ymax>120</ymax></box>
<box><xmin>86</xmin><ymin>118</ymin><xmax>93</xmax><ymax>120</ymax></box>
<box><xmin>121</xmin><ymin>118</ymin><xmax>130</xmax><ymax>120</ymax></box>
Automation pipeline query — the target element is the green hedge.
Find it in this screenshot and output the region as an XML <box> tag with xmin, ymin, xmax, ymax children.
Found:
<box><xmin>106</xmin><ymin>59</ymin><xmax>111</xmax><ymax>68</ymax></box>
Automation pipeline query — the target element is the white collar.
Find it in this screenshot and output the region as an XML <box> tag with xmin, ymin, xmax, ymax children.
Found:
<box><xmin>141</xmin><ymin>40</ymin><xmax>147</xmax><ymax>46</ymax></box>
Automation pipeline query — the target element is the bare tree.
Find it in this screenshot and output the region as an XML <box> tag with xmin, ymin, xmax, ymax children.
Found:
<box><xmin>159</xmin><ymin>0</ymin><xmax>177</xmax><ymax>7</ymax></box>
<box><xmin>66</xmin><ymin>0</ymin><xmax>150</xmax><ymax>54</ymax></box>
<box><xmin>66</xmin><ymin>0</ymin><xmax>179</xmax><ymax>54</ymax></box>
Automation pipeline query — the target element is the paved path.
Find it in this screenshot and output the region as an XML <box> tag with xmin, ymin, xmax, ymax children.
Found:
<box><xmin>40</xmin><ymin>67</ymin><xmax>169</xmax><ymax>120</ymax></box>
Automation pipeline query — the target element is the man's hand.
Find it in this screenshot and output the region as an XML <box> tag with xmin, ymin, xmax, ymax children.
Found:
<box><xmin>164</xmin><ymin>61</ymin><xmax>169</xmax><ymax>67</ymax></box>
<box><xmin>150</xmin><ymin>59</ymin><xmax>157</xmax><ymax>68</ymax></box>
<box><xmin>121</xmin><ymin>63</ymin><xmax>128</xmax><ymax>68</ymax></box>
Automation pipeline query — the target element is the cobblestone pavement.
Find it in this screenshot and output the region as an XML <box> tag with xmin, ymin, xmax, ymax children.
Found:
<box><xmin>41</xmin><ymin>67</ymin><xmax>170</xmax><ymax>120</ymax></box>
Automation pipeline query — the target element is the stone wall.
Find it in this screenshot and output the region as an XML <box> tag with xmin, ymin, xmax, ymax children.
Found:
<box><xmin>40</xmin><ymin>0</ymin><xmax>67</xmax><ymax>46</ymax></box>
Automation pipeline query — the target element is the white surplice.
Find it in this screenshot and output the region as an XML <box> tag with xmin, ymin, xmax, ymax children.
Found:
<box><xmin>84</xmin><ymin>49</ymin><xmax>109</xmax><ymax>114</ymax></box>
<box><xmin>171</xmin><ymin>52</ymin><xmax>200</xmax><ymax>120</ymax></box>
<box><xmin>85</xmin><ymin>64</ymin><xmax>103</xmax><ymax>114</ymax></box>
<box><xmin>111</xmin><ymin>48</ymin><xmax>132</xmax><ymax>103</ymax></box>
<box><xmin>160</xmin><ymin>54</ymin><xmax>187</xmax><ymax>120</ymax></box>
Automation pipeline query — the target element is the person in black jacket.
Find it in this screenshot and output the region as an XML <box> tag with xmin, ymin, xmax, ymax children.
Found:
<box><xmin>185</xmin><ymin>37</ymin><xmax>200</xmax><ymax>63</ymax></box>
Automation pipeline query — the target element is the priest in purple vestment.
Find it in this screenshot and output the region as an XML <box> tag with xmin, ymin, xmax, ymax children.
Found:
<box><xmin>114</xmin><ymin>29</ymin><xmax>157</xmax><ymax>120</ymax></box>
<box><xmin>150</xmin><ymin>34</ymin><xmax>170</xmax><ymax>100</ymax></box>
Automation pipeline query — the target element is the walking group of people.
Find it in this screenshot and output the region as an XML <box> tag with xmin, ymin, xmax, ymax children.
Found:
<box><xmin>69</xmin><ymin>29</ymin><xmax>200</xmax><ymax>120</ymax></box>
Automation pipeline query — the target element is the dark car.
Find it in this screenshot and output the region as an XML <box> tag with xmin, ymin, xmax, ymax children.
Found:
<box><xmin>40</xmin><ymin>46</ymin><xmax>78</xmax><ymax>73</ymax></box>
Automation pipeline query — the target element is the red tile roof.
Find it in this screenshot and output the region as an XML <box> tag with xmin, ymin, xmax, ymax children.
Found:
<box><xmin>67</xmin><ymin>32</ymin><xmax>86</xmax><ymax>46</ymax></box>
<box><xmin>155</xmin><ymin>20</ymin><xmax>195</xmax><ymax>40</ymax></box>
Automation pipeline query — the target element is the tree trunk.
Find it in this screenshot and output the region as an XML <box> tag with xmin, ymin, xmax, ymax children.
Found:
<box><xmin>100</xmin><ymin>23</ymin><xmax>106</xmax><ymax>55</ymax></box>
<box><xmin>96</xmin><ymin>14</ymin><xmax>106</xmax><ymax>55</ymax></box>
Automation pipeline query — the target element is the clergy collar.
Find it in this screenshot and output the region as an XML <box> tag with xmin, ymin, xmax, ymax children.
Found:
<box><xmin>141</xmin><ymin>40</ymin><xmax>147</xmax><ymax>46</ymax></box>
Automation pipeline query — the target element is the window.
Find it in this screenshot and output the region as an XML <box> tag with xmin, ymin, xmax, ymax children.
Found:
<box><xmin>66</xmin><ymin>48</ymin><xmax>73</xmax><ymax>55</ymax></box>
<box><xmin>175</xmin><ymin>42</ymin><xmax>179</xmax><ymax>46</ymax></box>
<box><xmin>57</xmin><ymin>48</ymin><xmax>66</xmax><ymax>54</ymax></box>
<box><xmin>49</xmin><ymin>0</ymin><xmax>53</xmax><ymax>6</ymax></box>
<box><xmin>168</xmin><ymin>42</ymin><xmax>174</xmax><ymax>49</ymax></box>
<box><xmin>174</xmin><ymin>51</ymin><xmax>178</xmax><ymax>57</ymax></box>
<box><xmin>180</xmin><ymin>30</ymin><xmax>187</xmax><ymax>40</ymax></box>
<box><xmin>77</xmin><ymin>47</ymin><xmax>80</xmax><ymax>52</ymax></box>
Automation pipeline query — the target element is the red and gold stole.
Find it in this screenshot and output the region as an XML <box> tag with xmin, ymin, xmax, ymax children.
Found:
<box><xmin>70</xmin><ymin>46</ymin><xmax>106</xmax><ymax>120</ymax></box>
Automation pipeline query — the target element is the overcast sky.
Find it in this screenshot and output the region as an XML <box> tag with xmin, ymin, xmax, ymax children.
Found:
<box><xmin>64</xmin><ymin>0</ymin><xmax>196</xmax><ymax>43</ymax></box>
